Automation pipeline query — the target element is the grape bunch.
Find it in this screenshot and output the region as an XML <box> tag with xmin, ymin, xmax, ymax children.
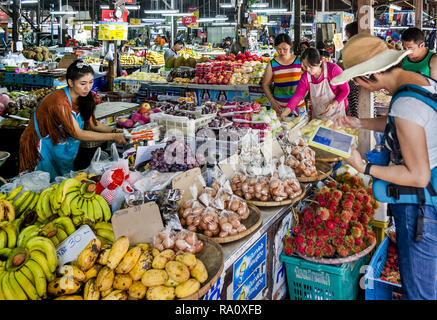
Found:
<box><xmin>149</xmin><ymin>139</ymin><xmax>203</xmax><ymax>172</ymax></box>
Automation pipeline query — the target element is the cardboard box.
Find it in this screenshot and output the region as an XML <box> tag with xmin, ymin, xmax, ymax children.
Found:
<box><xmin>58</xmin><ymin>54</ymin><xmax>78</xmax><ymax>69</ymax></box>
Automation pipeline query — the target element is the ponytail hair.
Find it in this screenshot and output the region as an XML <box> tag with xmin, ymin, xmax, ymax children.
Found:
<box><xmin>66</xmin><ymin>60</ymin><xmax>96</xmax><ymax>122</ymax></box>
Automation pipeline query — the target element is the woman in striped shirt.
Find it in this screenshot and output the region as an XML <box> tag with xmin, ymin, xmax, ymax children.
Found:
<box><xmin>262</xmin><ymin>33</ymin><xmax>306</xmax><ymax>117</ymax></box>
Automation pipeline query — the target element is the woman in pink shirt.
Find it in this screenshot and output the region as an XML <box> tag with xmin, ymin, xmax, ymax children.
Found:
<box><xmin>281</xmin><ymin>48</ymin><xmax>350</xmax><ymax>121</ymax></box>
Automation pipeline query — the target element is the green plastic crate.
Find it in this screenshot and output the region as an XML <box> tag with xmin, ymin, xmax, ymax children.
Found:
<box><xmin>280</xmin><ymin>253</ymin><xmax>368</xmax><ymax>300</ymax></box>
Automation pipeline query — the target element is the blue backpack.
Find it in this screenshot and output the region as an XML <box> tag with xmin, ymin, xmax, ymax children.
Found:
<box><xmin>368</xmin><ymin>79</ymin><xmax>437</xmax><ymax>240</ymax></box>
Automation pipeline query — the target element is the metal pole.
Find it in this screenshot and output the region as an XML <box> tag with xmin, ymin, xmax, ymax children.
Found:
<box><xmin>12</xmin><ymin>0</ymin><xmax>20</xmax><ymax>51</ymax></box>
<box><xmin>294</xmin><ymin>0</ymin><xmax>301</xmax><ymax>52</ymax></box>
<box><xmin>414</xmin><ymin>0</ymin><xmax>423</xmax><ymax>28</ymax></box>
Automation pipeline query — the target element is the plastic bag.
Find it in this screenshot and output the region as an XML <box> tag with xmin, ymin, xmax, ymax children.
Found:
<box><xmin>0</xmin><ymin>170</ymin><xmax>51</xmax><ymax>195</ymax></box>
<box><xmin>87</xmin><ymin>143</ymin><xmax>120</xmax><ymax>175</ymax></box>
<box><xmin>198</xmin><ymin>187</ymin><xmax>217</xmax><ymax>207</ymax></box>
<box><xmin>153</xmin><ymin>227</ymin><xmax>176</xmax><ymax>252</ymax></box>
<box><xmin>134</xmin><ymin>170</ymin><xmax>180</xmax><ymax>193</ymax></box>
<box><xmin>228</xmin><ymin>195</ymin><xmax>250</xmax><ymax>220</ymax></box>
<box><xmin>211</xmin><ymin>188</ymin><xmax>232</xmax><ymax>211</ymax></box>
<box><xmin>174</xmin><ymin>230</ymin><xmax>204</xmax><ymax>254</ymax></box>
<box><xmin>198</xmin><ymin>206</ymin><xmax>220</xmax><ymax>237</ymax></box>
<box><xmin>104</xmin><ymin>43</ymin><xmax>115</xmax><ymax>62</ymax></box>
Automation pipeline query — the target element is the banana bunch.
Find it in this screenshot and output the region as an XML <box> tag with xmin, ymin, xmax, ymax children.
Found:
<box><xmin>4</xmin><ymin>186</ymin><xmax>40</xmax><ymax>220</ymax></box>
<box><xmin>49</xmin><ymin>236</ymin><xmax>153</xmax><ymax>300</ymax></box>
<box><xmin>147</xmin><ymin>51</ymin><xmax>165</xmax><ymax>65</ymax></box>
<box><xmin>0</xmin><ymin>236</ymin><xmax>58</xmax><ymax>300</ymax></box>
<box><xmin>35</xmin><ymin>179</ymin><xmax>111</xmax><ymax>228</ymax></box>
<box><xmin>120</xmin><ymin>55</ymin><xmax>145</xmax><ymax>66</ymax></box>
<box><xmin>17</xmin><ymin>216</ymin><xmax>77</xmax><ymax>248</ymax></box>
<box><xmin>93</xmin><ymin>222</ymin><xmax>115</xmax><ymax>246</ymax></box>
<box><xmin>0</xmin><ymin>221</ymin><xmax>18</xmax><ymax>249</ymax></box>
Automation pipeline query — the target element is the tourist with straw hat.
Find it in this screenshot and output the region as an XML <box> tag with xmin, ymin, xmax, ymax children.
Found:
<box><xmin>332</xmin><ymin>34</ymin><xmax>437</xmax><ymax>300</ymax></box>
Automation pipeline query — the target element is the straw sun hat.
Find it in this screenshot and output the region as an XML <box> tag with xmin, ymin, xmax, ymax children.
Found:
<box><xmin>331</xmin><ymin>34</ymin><xmax>411</xmax><ymax>85</ymax></box>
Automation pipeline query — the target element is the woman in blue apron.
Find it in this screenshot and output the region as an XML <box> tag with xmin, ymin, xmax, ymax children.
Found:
<box><xmin>19</xmin><ymin>60</ymin><xmax>127</xmax><ymax>181</ymax></box>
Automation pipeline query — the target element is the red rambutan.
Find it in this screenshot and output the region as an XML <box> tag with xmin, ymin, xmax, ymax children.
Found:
<box><xmin>315</xmin><ymin>239</ymin><xmax>324</xmax><ymax>248</ymax></box>
<box><xmin>295</xmin><ymin>235</ymin><xmax>305</xmax><ymax>246</ymax></box>
<box><xmin>341</xmin><ymin>209</ymin><xmax>352</xmax><ymax>223</ymax></box>
<box><xmin>298</xmin><ymin>245</ymin><xmax>306</xmax><ymax>255</ymax></box>
<box><xmin>314</xmin><ymin>247</ymin><xmax>323</xmax><ymax>258</ymax></box>
<box><xmin>284</xmin><ymin>247</ymin><xmax>293</xmax><ymax>256</ymax></box>
<box><xmin>351</xmin><ymin>226</ymin><xmax>362</xmax><ymax>238</ymax></box>
<box><xmin>354</xmin><ymin>237</ymin><xmax>363</xmax><ymax>246</ymax></box>
<box><xmin>326</xmin><ymin>220</ymin><xmax>336</xmax><ymax>231</ymax></box>
<box><xmin>334</xmin><ymin>237</ymin><xmax>343</xmax><ymax>246</ymax></box>
<box><xmin>317</xmin><ymin>207</ymin><xmax>330</xmax><ymax>221</ymax></box>
<box><xmin>336</xmin><ymin>245</ymin><xmax>348</xmax><ymax>257</ymax></box>
<box><xmin>305</xmin><ymin>246</ymin><xmax>315</xmax><ymax>257</ymax></box>
<box><xmin>342</xmin><ymin>199</ymin><xmax>353</xmax><ymax>209</ymax></box>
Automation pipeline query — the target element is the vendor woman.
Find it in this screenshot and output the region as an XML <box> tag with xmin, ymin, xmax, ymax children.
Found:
<box><xmin>281</xmin><ymin>48</ymin><xmax>350</xmax><ymax>121</ymax></box>
<box><xmin>19</xmin><ymin>60</ymin><xmax>127</xmax><ymax>181</ymax></box>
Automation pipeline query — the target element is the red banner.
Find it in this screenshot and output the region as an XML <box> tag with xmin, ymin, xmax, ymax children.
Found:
<box><xmin>125</xmin><ymin>0</ymin><xmax>136</xmax><ymax>3</ymax></box>
<box><xmin>182</xmin><ymin>16</ymin><xmax>197</xmax><ymax>26</ymax></box>
<box><xmin>101</xmin><ymin>10</ymin><xmax>128</xmax><ymax>23</ymax></box>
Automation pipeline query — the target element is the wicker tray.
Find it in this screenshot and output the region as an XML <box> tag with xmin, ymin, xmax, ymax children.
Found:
<box><xmin>297</xmin><ymin>161</ymin><xmax>333</xmax><ymax>183</ymax></box>
<box><xmin>211</xmin><ymin>205</ymin><xmax>263</xmax><ymax>244</ymax></box>
<box><xmin>179</xmin><ymin>233</ymin><xmax>224</xmax><ymax>300</ymax></box>
<box><xmin>313</xmin><ymin>147</ymin><xmax>342</xmax><ymax>163</ymax></box>
<box><xmin>295</xmin><ymin>239</ymin><xmax>376</xmax><ymax>265</ymax></box>
<box><xmin>246</xmin><ymin>187</ymin><xmax>306</xmax><ymax>207</ymax></box>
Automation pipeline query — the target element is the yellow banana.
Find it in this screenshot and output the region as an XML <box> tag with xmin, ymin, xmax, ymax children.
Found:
<box><xmin>48</xmin><ymin>277</ymin><xmax>81</xmax><ymax>296</ymax></box>
<box><xmin>91</xmin><ymin>198</ymin><xmax>103</xmax><ymax>222</ymax></box>
<box><xmin>12</xmin><ymin>190</ymin><xmax>31</xmax><ymax>212</ymax></box>
<box><xmin>6</xmin><ymin>186</ymin><xmax>23</xmax><ymax>201</ymax></box>
<box><xmin>58</xmin><ymin>264</ymin><xmax>86</xmax><ymax>282</ymax></box>
<box><xmin>83</xmin><ymin>278</ymin><xmax>100</xmax><ymax>300</ymax></box>
<box><xmin>84</xmin><ymin>263</ymin><xmax>103</xmax><ymax>281</ymax></box>
<box><xmin>54</xmin><ymin>179</ymin><xmax>81</xmax><ymax>208</ymax></box>
<box><xmin>70</xmin><ymin>195</ymin><xmax>83</xmax><ymax>216</ymax></box>
<box><xmin>42</xmin><ymin>190</ymin><xmax>55</xmax><ymax>219</ymax></box>
<box><xmin>71</xmin><ymin>215</ymin><xmax>84</xmax><ymax>227</ymax></box>
<box><xmin>86</xmin><ymin>199</ymin><xmax>95</xmax><ymax>223</ymax></box>
<box><xmin>0</xmin><ymin>221</ymin><xmax>17</xmax><ymax>248</ymax></box>
<box><xmin>129</xmin><ymin>251</ymin><xmax>153</xmax><ymax>281</ymax></box>
<box><xmin>0</xmin><ymin>271</ymin><xmax>7</xmax><ymax>300</ymax></box>
<box><xmin>25</xmin><ymin>236</ymin><xmax>58</xmax><ymax>272</ymax></box>
<box><xmin>115</xmin><ymin>246</ymin><xmax>142</xmax><ymax>274</ymax></box>
<box><xmin>16</xmin><ymin>192</ymin><xmax>36</xmax><ymax>217</ymax></box>
<box><xmin>15</xmin><ymin>269</ymin><xmax>40</xmax><ymax>300</ymax></box>
<box><xmin>56</xmin><ymin>227</ymin><xmax>68</xmax><ymax>243</ymax></box>
<box><xmin>94</xmin><ymin>222</ymin><xmax>113</xmax><ymax>231</ymax></box>
<box><xmin>17</xmin><ymin>224</ymin><xmax>40</xmax><ymax>248</ymax></box>
<box><xmin>4</xmin><ymin>271</ymin><xmax>28</xmax><ymax>300</ymax></box>
<box><xmin>29</xmin><ymin>251</ymin><xmax>55</xmax><ymax>282</ymax></box>
<box><xmin>28</xmin><ymin>193</ymin><xmax>40</xmax><ymax>211</ymax></box>
<box><xmin>74</xmin><ymin>172</ymin><xmax>88</xmax><ymax>182</ymax></box>
<box><xmin>0</xmin><ymin>192</ymin><xmax>6</xmax><ymax>200</ymax></box>
<box><xmin>106</xmin><ymin>236</ymin><xmax>130</xmax><ymax>270</ymax></box>
<box><xmin>95</xmin><ymin>266</ymin><xmax>114</xmax><ymax>291</ymax></box>
<box><xmin>0</xmin><ymin>199</ymin><xmax>15</xmax><ymax>222</ymax></box>
<box><xmin>49</xmin><ymin>189</ymin><xmax>60</xmax><ymax>213</ymax></box>
<box><xmin>54</xmin><ymin>295</ymin><xmax>83</xmax><ymax>300</ymax></box>
<box><xmin>0</xmin><ymin>230</ymin><xmax>7</xmax><ymax>249</ymax></box>
<box><xmin>113</xmin><ymin>273</ymin><xmax>132</xmax><ymax>290</ymax></box>
<box><xmin>101</xmin><ymin>289</ymin><xmax>128</xmax><ymax>300</ymax></box>
<box><xmin>22</xmin><ymin>259</ymin><xmax>47</xmax><ymax>298</ymax></box>
<box><xmin>77</xmin><ymin>238</ymin><xmax>101</xmax><ymax>272</ymax></box>
<box><xmin>49</xmin><ymin>232</ymin><xmax>60</xmax><ymax>246</ymax></box>
<box><xmin>36</xmin><ymin>186</ymin><xmax>56</xmax><ymax>220</ymax></box>
<box><xmin>128</xmin><ymin>280</ymin><xmax>147</xmax><ymax>300</ymax></box>
<box><xmin>94</xmin><ymin>195</ymin><xmax>112</xmax><ymax>222</ymax></box>
<box><xmin>19</xmin><ymin>263</ymin><xmax>34</xmax><ymax>282</ymax></box>
<box><xmin>59</xmin><ymin>191</ymin><xmax>79</xmax><ymax>217</ymax></box>
<box><xmin>96</xmin><ymin>244</ymin><xmax>112</xmax><ymax>266</ymax></box>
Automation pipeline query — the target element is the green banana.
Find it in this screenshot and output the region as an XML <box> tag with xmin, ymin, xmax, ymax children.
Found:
<box><xmin>0</xmin><ymin>193</ymin><xmax>6</xmax><ymax>200</ymax></box>
<box><xmin>11</xmin><ymin>217</ymin><xmax>23</xmax><ymax>232</ymax></box>
<box><xmin>20</xmin><ymin>262</ymin><xmax>34</xmax><ymax>283</ymax></box>
<box><xmin>6</xmin><ymin>186</ymin><xmax>23</xmax><ymax>201</ymax></box>
<box><xmin>70</xmin><ymin>195</ymin><xmax>83</xmax><ymax>216</ymax></box>
<box><xmin>49</xmin><ymin>189</ymin><xmax>60</xmax><ymax>213</ymax></box>
<box><xmin>17</xmin><ymin>224</ymin><xmax>40</xmax><ymax>248</ymax></box>
<box><xmin>29</xmin><ymin>251</ymin><xmax>55</xmax><ymax>282</ymax></box>
<box><xmin>0</xmin><ymin>248</ymin><xmax>12</xmax><ymax>260</ymax></box>
<box><xmin>23</xmin><ymin>259</ymin><xmax>47</xmax><ymax>298</ymax></box>
<box><xmin>95</xmin><ymin>195</ymin><xmax>112</xmax><ymax>222</ymax></box>
<box><xmin>12</xmin><ymin>190</ymin><xmax>31</xmax><ymax>212</ymax></box>
<box><xmin>28</xmin><ymin>193</ymin><xmax>40</xmax><ymax>211</ymax></box>
<box><xmin>0</xmin><ymin>271</ymin><xmax>8</xmax><ymax>300</ymax></box>
<box><xmin>49</xmin><ymin>232</ymin><xmax>60</xmax><ymax>246</ymax></box>
<box><xmin>53</xmin><ymin>217</ymin><xmax>76</xmax><ymax>235</ymax></box>
<box><xmin>16</xmin><ymin>192</ymin><xmax>36</xmax><ymax>217</ymax></box>
<box><xmin>96</xmin><ymin>228</ymin><xmax>115</xmax><ymax>243</ymax></box>
<box><xmin>0</xmin><ymin>222</ymin><xmax>17</xmax><ymax>248</ymax></box>
<box><xmin>54</xmin><ymin>179</ymin><xmax>81</xmax><ymax>208</ymax></box>
<box><xmin>25</xmin><ymin>236</ymin><xmax>58</xmax><ymax>273</ymax></box>
<box><xmin>56</xmin><ymin>227</ymin><xmax>68</xmax><ymax>242</ymax></box>
<box><xmin>94</xmin><ymin>222</ymin><xmax>113</xmax><ymax>231</ymax></box>
<box><xmin>91</xmin><ymin>198</ymin><xmax>103</xmax><ymax>222</ymax></box>
<box><xmin>36</xmin><ymin>186</ymin><xmax>56</xmax><ymax>220</ymax></box>
<box><xmin>59</xmin><ymin>191</ymin><xmax>79</xmax><ymax>217</ymax></box>
<box><xmin>15</xmin><ymin>269</ymin><xmax>40</xmax><ymax>300</ymax></box>
<box><xmin>41</xmin><ymin>191</ymin><xmax>54</xmax><ymax>220</ymax></box>
<box><xmin>3</xmin><ymin>271</ymin><xmax>27</xmax><ymax>300</ymax></box>
<box><xmin>80</xmin><ymin>181</ymin><xmax>97</xmax><ymax>199</ymax></box>
<box><xmin>72</xmin><ymin>215</ymin><xmax>84</xmax><ymax>227</ymax></box>
<box><xmin>0</xmin><ymin>229</ymin><xmax>7</xmax><ymax>249</ymax></box>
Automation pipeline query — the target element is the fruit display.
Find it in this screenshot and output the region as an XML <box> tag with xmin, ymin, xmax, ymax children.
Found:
<box><xmin>48</xmin><ymin>235</ymin><xmax>208</xmax><ymax>300</ymax></box>
<box><xmin>231</xmin><ymin>172</ymin><xmax>302</xmax><ymax>202</ymax></box>
<box><xmin>379</xmin><ymin>241</ymin><xmax>401</xmax><ymax>285</ymax></box>
<box><xmin>83</xmin><ymin>58</ymin><xmax>101</xmax><ymax>64</ymax></box>
<box><xmin>283</xmin><ymin>172</ymin><xmax>378</xmax><ymax>259</ymax></box>
<box><xmin>102</xmin><ymin>55</ymin><xmax>144</xmax><ymax>66</ymax></box>
<box><xmin>148</xmin><ymin>139</ymin><xmax>203</xmax><ymax>173</ymax></box>
<box><xmin>146</xmin><ymin>51</ymin><xmax>165</xmax><ymax>65</ymax></box>
<box><xmin>117</xmin><ymin>72</ymin><xmax>167</xmax><ymax>83</ymax></box>
<box><xmin>284</xmin><ymin>137</ymin><xmax>318</xmax><ymax>179</ymax></box>
<box><xmin>166</xmin><ymin>68</ymin><xmax>195</xmax><ymax>83</ymax></box>
<box><xmin>0</xmin><ymin>235</ymin><xmax>58</xmax><ymax>300</ymax></box>
<box><xmin>22</xmin><ymin>46</ymin><xmax>52</xmax><ymax>61</ymax></box>
<box><xmin>116</xmin><ymin>102</ymin><xmax>161</xmax><ymax>129</ymax></box>
<box><xmin>165</xmin><ymin>55</ymin><xmax>207</xmax><ymax>69</ymax></box>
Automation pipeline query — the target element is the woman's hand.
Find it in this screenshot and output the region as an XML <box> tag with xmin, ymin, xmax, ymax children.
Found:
<box><xmin>334</xmin><ymin>116</ymin><xmax>361</xmax><ymax>130</ymax></box>
<box><xmin>271</xmin><ymin>100</ymin><xmax>282</xmax><ymax>114</ymax></box>
<box><xmin>280</xmin><ymin>108</ymin><xmax>291</xmax><ymax>121</ymax></box>
<box><xmin>113</xmin><ymin>133</ymin><xmax>128</xmax><ymax>145</ymax></box>
<box><xmin>321</xmin><ymin>100</ymin><xmax>338</xmax><ymax>118</ymax></box>
<box><xmin>343</xmin><ymin>146</ymin><xmax>366</xmax><ymax>173</ymax></box>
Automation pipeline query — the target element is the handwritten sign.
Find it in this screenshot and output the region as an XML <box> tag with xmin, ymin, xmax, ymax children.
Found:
<box><xmin>56</xmin><ymin>225</ymin><xmax>97</xmax><ymax>270</ymax></box>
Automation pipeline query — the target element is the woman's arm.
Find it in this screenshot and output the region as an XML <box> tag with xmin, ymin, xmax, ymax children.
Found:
<box><xmin>71</xmin><ymin>116</ymin><xmax>127</xmax><ymax>144</ymax></box>
<box><xmin>345</xmin><ymin>117</ymin><xmax>431</xmax><ymax>188</ymax></box>
<box><xmin>334</xmin><ymin>116</ymin><xmax>388</xmax><ymax>133</ymax></box>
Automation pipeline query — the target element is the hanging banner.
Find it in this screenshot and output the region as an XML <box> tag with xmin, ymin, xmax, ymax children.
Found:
<box><xmin>98</xmin><ymin>21</ymin><xmax>128</xmax><ymax>41</ymax></box>
<box><xmin>101</xmin><ymin>10</ymin><xmax>128</xmax><ymax>23</ymax></box>
<box><xmin>188</xmin><ymin>7</ymin><xmax>199</xmax><ymax>28</ymax></box>
<box><xmin>388</xmin><ymin>8</ymin><xmax>394</xmax><ymax>24</ymax></box>
<box><xmin>182</xmin><ymin>16</ymin><xmax>197</xmax><ymax>26</ymax></box>
<box><xmin>130</xmin><ymin>18</ymin><xmax>141</xmax><ymax>25</ymax></box>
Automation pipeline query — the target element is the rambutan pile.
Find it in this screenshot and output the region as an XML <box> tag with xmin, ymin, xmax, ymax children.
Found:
<box><xmin>284</xmin><ymin>173</ymin><xmax>378</xmax><ymax>259</ymax></box>
<box><xmin>380</xmin><ymin>241</ymin><xmax>401</xmax><ymax>285</ymax></box>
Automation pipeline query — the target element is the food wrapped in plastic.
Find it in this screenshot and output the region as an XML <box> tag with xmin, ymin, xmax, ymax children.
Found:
<box><xmin>198</xmin><ymin>206</ymin><xmax>220</xmax><ymax>237</ymax></box>
<box><xmin>174</xmin><ymin>229</ymin><xmax>204</xmax><ymax>254</ymax></box>
<box><xmin>211</xmin><ymin>187</ymin><xmax>232</xmax><ymax>211</ymax></box>
<box><xmin>227</xmin><ymin>195</ymin><xmax>250</xmax><ymax>220</ymax></box>
<box><xmin>198</xmin><ymin>187</ymin><xmax>217</xmax><ymax>207</ymax></box>
<box><xmin>154</xmin><ymin>227</ymin><xmax>177</xmax><ymax>252</ymax></box>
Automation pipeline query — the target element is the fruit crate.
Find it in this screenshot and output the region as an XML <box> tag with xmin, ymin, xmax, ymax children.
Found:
<box><xmin>280</xmin><ymin>253</ymin><xmax>367</xmax><ymax>300</ymax></box>
<box><xmin>369</xmin><ymin>219</ymin><xmax>388</xmax><ymax>259</ymax></box>
<box><xmin>364</xmin><ymin>237</ymin><xmax>403</xmax><ymax>300</ymax></box>
<box><xmin>150</xmin><ymin>112</ymin><xmax>215</xmax><ymax>138</ymax></box>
